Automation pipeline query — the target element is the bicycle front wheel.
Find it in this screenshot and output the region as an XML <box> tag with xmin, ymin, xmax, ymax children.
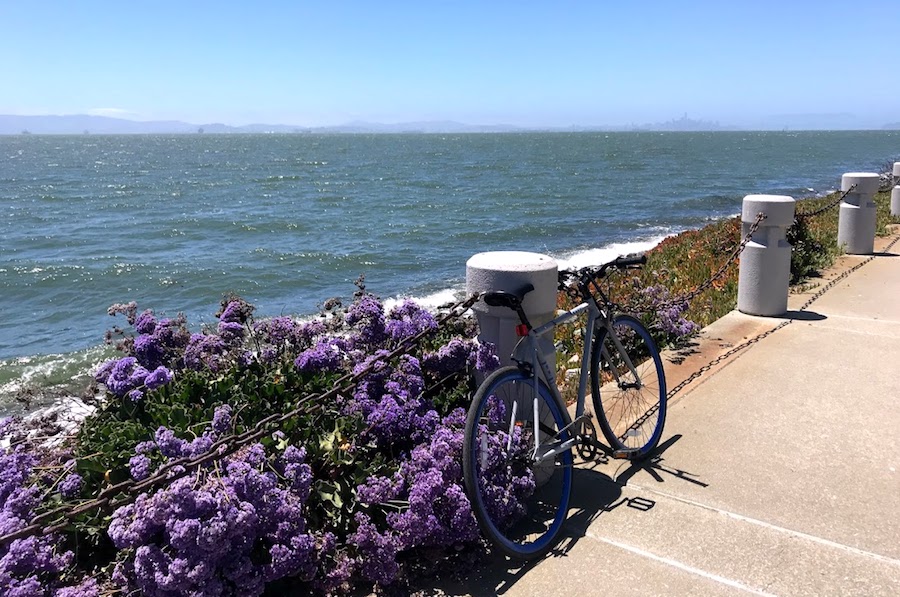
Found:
<box><xmin>463</xmin><ymin>366</ymin><xmax>573</xmax><ymax>560</ymax></box>
<box><xmin>590</xmin><ymin>314</ymin><xmax>666</xmax><ymax>459</ymax></box>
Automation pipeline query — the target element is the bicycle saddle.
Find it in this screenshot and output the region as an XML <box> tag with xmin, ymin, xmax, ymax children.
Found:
<box><xmin>482</xmin><ymin>284</ymin><xmax>534</xmax><ymax>309</ymax></box>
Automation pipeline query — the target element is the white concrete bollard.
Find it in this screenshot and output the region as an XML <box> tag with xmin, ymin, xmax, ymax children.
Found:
<box><xmin>466</xmin><ymin>251</ymin><xmax>558</xmax><ymax>373</ymax></box>
<box><xmin>737</xmin><ymin>195</ymin><xmax>795</xmax><ymax>317</ymax></box>
<box><xmin>837</xmin><ymin>173</ymin><xmax>880</xmax><ymax>255</ymax></box>
<box><xmin>892</xmin><ymin>162</ymin><xmax>900</xmax><ymax>217</ymax></box>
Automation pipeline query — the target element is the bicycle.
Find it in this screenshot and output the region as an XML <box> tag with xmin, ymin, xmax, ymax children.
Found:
<box><xmin>462</xmin><ymin>253</ymin><xmax>667</xmax><ymax>560</ymax></box>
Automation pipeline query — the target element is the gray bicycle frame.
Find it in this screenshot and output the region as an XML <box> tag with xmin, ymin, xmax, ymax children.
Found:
<box><xmin>509</xmin><ymin>298</ymin><xmax>641</xmax><ymax>464</ymax></box>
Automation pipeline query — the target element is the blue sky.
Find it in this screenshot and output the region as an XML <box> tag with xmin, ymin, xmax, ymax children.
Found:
<box><xmin>2</xmin><ymin>0</ymin><xmax>897</xmax><ymax>128</ymax></box>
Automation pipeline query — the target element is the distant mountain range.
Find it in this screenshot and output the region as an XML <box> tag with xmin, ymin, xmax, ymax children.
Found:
<box><xmin>0</xmin><ymin>114</ymin><xmax>527</xmax><ymax>135</ymax></box>
<box><xmin>2</xmin><ymin>114</ymin><xmax>898</xmax><ymax>135</ymax></box>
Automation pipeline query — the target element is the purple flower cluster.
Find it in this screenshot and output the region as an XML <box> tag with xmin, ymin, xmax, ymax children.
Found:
<box><xmin>384</xmin><ymin>300</ymin><xmax>437</xmax><ymax>343</ymax></box>
<box><xmin>640</xmin><ymin>285</ymin><xmax>700</xmax><ymax>341</ymax></box>
<box><xmin>108</xmin><ymin>440</ymin><xmax>324</xmax><ymax>597</ymax></box>
<box><xmin>422</xmin><ymin>338</ymin><xmax>500</xmax><ymax>375</ymax></box>
<box><xmin>218</xmin><ymin>299</ymin><xmax>254</xmax><ymax>326</ymax></box>
<box><xmin>471</xmin><ymin>397</ymin><xmax>536</xmax><ymax>530</ymax></box>
<box><xmin>0</xmin><ymin>447</ymin><xmax>92</xmax><ymax>594</ymax></box>
<box><xmin>58</xmin><ymin>473</ymin><xmax>83</xmax><ymax>499</ymax></box>
<box><xmin>124</xmin><ymin>404</ymin><xmax>234</xmax><ymax>486</ymax></box>
<box><xmin>350</xmin><ymin>409</ymin><xmax>480</xmax><ymax>584</ymax></box>
<box><xmin>350</xmin><ymin>354</ymin><xmax>437</xmax><ymax>446</ymax></box>
<box><xmin>346</xmin><ymin>294</ymin><xmax>388</xmax><ymax>348</ymax></box>
<box><xmin>94</xmin><ymin>356</ymin><xmax>174</xmax><ymax>402</ymax></box>
<box><xmin>134</xmin><ymin>310</ymin><xmax>157</xmax><ymax>334</ymax></box>
<box><xmin>183</xmin><ymin>333</ymin><xmax>229</xmax><ymax>372</ymax></box>
<box><xmin>132</xmin><ymin>315</ymin><xmax>192</xmax><ymax>370</ymax></box>
<box><xmin>294</xmin><ymin>338</ymin><xmax>346</xmax><ymax>374</ymax></box>
<box><xmin>254</xmin><ymin>316</ymin><xmax>297</xmax><ymax>347</ymax></box>
<box><xmin>211</xmin><ymin>404</ymin><xmax>232</xmax><ymax>436</ymax></box>
<box><xmin>144</xmin><ymin>366</ymin><xmax>174</xmax><ymax>390</ymax></box>
<box><xmin>95</xmin><ymin>303</ymin><xmax>194</xmax><ymax>399</ymax></box>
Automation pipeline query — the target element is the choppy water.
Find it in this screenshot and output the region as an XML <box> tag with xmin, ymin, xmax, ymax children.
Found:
<box><xmin>2</xmin><ymin>130</ymin><xmax>898</xmax><ymax>413</ymax></box>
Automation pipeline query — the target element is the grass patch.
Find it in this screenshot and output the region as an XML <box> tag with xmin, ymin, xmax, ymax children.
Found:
<box><xmin>556</xmin><ymin>190</ymin><xmax>900</xmax><ymax>391</ymax></box>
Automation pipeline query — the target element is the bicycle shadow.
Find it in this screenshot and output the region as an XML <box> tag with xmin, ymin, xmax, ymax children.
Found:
<box><xmin>414</xmin><ymin>436</ymin><xmax>707</xmax><ymax>596</ymax></box>
<box><xmin>615</xmin><ymin>435</ymin><xmax>707</xmax><ymax>485</ymax></box>
<box><xmin>433</xmin><ymin>468</ymin><xmax>625</xmax><ymax>597</ymax></box>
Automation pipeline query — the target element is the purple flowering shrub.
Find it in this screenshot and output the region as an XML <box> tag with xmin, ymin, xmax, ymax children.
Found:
<box><xmin>108</xmin><ymin>421</ymin><xmax>331</xmax><ymax>596</ymax></box>
<box><xmin>351</xmin><ymin>409</ymin><xmax>481</xmax><ymax>584</ymax></box>
<box><xmin>0</xmin><ymin>444</ymin><xmax>102</xmax><ymax>595</ymax></box>
<box><xmin>6</xmin><ymin>286</ymin><xmax>517</xmax><ymax>594</ymax></box>
<box><xmin>95</xmin><ymin>296</ymin><xmax>260</xmax><ymax>402</ymax></box>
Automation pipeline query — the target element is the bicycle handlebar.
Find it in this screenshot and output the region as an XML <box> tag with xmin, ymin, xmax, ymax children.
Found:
<box><xmin>558</xmin><ymin>252</ymin><xmax>647</xmax><ymax>289</ymax></box>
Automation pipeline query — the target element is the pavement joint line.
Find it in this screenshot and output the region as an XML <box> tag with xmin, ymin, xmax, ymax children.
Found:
<box><xmin>791</xmin><ymin>322</ymin><xmax>900</xmax><ymax>340</ymax></box>
<box><xmin>584</xmin><ymin>533</ymin><xmax>779</xmax><ymax>597</ymax></box>
<box><xmin>620</xmin><ymin>482</ymin><xmax>900</xmax><ymax>569</ymax></box>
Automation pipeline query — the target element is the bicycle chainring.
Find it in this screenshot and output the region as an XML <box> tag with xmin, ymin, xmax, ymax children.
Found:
<box><xmin>576</xmin><ymin>417</ymin><xmax>600</xmax><ymax>461</ymax></box>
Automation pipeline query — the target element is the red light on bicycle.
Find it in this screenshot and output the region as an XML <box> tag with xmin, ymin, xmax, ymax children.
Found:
<box><xmin>515</xmin><ymin>324</ymin><xmax>529</xmax><ymax>337</ymax></box>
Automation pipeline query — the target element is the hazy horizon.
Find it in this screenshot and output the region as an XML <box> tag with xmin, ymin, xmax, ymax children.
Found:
<box><xmin>2</xmin><ymin>1</ymin><xmax>898</xmax><ymax>130</ymax></box>
<box><xmin>3</xmin><ymin>112</ymin><xmax>898</xmax><ymax>135</ymax></box>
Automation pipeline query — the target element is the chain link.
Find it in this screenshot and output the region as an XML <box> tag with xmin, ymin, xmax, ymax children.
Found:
<box><xmin>622</xmin><ymin>184</ymin><xmax>857</xmax><ymax>315</ymax></box>
<box><xmin>621</xmin><ymin>211</ymin><xmax>767</xmax><ymax>314</ymax></box>
<box><xmin>1</xmin><ymin>293</ymin><xmax>481</xmax><ymax>546</ymax></box>
<box><xmin>794</xmin><ymin>183</ymin><xmax>856</xmax><ymax>220</ymax></box>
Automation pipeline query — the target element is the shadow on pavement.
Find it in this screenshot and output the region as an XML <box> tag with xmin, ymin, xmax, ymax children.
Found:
<box><xmin>414</xmin><ymin>436</ymin><xmax>707</xmax><ymax>595</ymax></box>
<box><xmin>780</xmin><ymin>309</ymin><xmax>826</xmax><ymax>321</ymax></box>
<box><xmin>413</xmin><ymin>467</ymin><xmax>623</xmax><ymax>596</ymax></box>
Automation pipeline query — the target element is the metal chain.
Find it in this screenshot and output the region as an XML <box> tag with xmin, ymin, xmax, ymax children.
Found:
<box><xmin>622</xmin><ymin>212</ymin><xmax>767</xmax><ymax>314</ymax></box>
<box><xmin>620</xmin><ymin>185</ymin><xmax>856</xmax><ymax>315</ymax></box>
<box><xmin>795</xmin><ymin>183</ymin><xmax>856</xmax><ymax>220</ymax></box>
<box><xmin>664</xmin><ymin>320</ymin><xmax>792</xmax><ymax>401</ymax></box>
<box><xmin>665</xmin><ymin>231</ymin><xmax>900</xmax><ymax>402</ymax></box>
<box><xmin>1</xmin><ymin>293</ymin><xmax>481</xmax><ymax>546</ymax></box>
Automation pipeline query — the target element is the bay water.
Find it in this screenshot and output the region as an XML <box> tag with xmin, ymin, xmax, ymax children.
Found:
<box><xmin>2</xmin><ymin>130</ymin><xmax>898</xmax><ymax>413</ymax></box>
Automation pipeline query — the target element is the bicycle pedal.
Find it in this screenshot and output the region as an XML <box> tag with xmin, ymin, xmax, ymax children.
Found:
<box><xmin>612</xmin><ymin>449</ymin><xmax>640</xmax><ymax>460</ymax></box>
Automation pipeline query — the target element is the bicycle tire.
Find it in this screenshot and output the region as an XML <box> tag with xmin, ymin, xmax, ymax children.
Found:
<box><xmin>463</xmin><ymin>366</ymin><xmax>573</xmax><ymax>560</ymax></box>
<box><xmin>590</xmin><ymin>314</ymin><xmax>666</xmax><ymax>459</ymax></box>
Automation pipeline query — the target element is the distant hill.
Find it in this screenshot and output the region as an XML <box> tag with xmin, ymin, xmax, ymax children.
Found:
<box><xmin>2</xmin><ymin>114</ymin><xmax>201</xmax><ymax>135</ymax></box>
<box><xmin>0</xmin><ymin>114</ymin><xmax>526</xmax><ymax>135</ymax></box>
<box><xmin>18</xmin><ymin>113</ymin><xmax>888</xmax><ymax>134</ymax></box>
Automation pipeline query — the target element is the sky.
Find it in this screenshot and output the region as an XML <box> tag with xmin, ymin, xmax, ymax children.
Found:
<box><xmin>1</xmin><ymin>0</ymin><xmax>898</xmax><ymax>129</ymax></box>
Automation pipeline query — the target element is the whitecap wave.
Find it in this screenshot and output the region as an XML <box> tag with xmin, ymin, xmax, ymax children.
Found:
<box><xmin>383</xmin><ymin>288</ymin><xmax>462</xmax><ymax>312</ymax></box>
<box><xmin>555</xmin><ymin>236</ymin><xmax>671</xmax><ymax>271</ymax></box>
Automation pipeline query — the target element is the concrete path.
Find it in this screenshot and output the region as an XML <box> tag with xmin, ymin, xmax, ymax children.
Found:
<box><xmin>434</xmin><ymin>230</ymin><xmax>900</xmax><ymax>596</ymax></box>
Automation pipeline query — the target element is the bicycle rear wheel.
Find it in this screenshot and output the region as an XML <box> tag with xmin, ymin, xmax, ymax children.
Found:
<box><xmin>463</xmin><ymin>366</ymin><xmax>573</xmax><ymax>560</ymax></box>
<box><xmin>590</xmin><ymin>314</ymin><xmax>666</xmax><ymax>459</ymax></box>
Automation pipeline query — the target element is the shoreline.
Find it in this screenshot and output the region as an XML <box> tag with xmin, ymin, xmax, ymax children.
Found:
<box><xmin>3</xmin><ymin>179</ymin><xmax>898</xmax><ymax>420</ymax></box>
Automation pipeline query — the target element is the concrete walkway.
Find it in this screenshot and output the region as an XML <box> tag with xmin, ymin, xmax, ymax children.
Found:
<box><xmin>435</xmin><ymin>230</ymin><xmax>900</xmax><ymax>597</ymax></box>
